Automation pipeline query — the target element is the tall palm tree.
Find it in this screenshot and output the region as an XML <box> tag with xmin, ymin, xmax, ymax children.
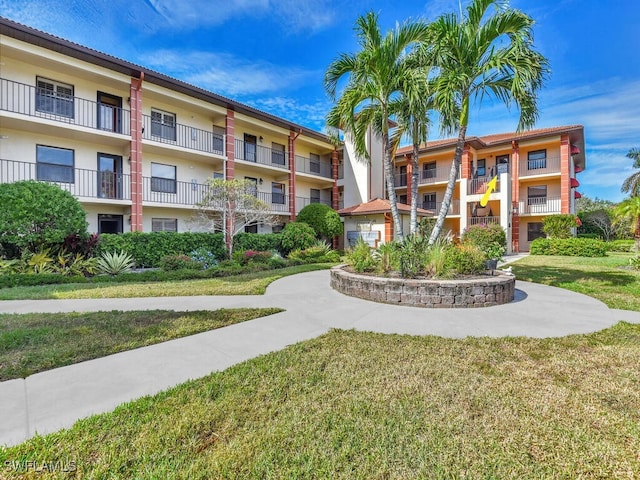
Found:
<box><xmin>425</xmin><ymin>0</ymin><xmax>549</xmax><ymax>244</ymax></box>
<box><xmin>390</xmin><ymin>71</ymin><xmax>433</xmax><ymax>235</ymax></box>
<box><xmin>614</xmin><ymin>196</ymin><xmax>640</xmax><ymax>255</ymax></box>
<box><xmin>325</xmin><ymin>11</ymin><xmax>430</xmax><ymax>241</ymax></box>
<box><xmin>621</xmin><ymin>147</ymin><xmax>640</xmax><ymax>197</ymax></box>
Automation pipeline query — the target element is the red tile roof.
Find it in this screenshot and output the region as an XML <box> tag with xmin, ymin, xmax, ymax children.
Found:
<box><xmin>338</xmin><ymin>198</ymin><xmax>433</xmax><ymax>216</ymax></box>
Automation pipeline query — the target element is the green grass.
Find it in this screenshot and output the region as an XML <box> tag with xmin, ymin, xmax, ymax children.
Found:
<box><xmin>511</xmin><ymin>253</ymin><xmax>640</xmax><ymax>311</ymax></box>
<box><xmin>2</xmin><ymin>326</ymin><xmax>639</xmax><ymax>478</ymax></box>
<box><xmin>0</xmin><ymin>308</ymin><xmax>282</xmax><ymax>381</ymax></box>
<box><xmin>0</xmin><ymin>264</ymin><xmax>333</xmax><ymax>300</ymax></box>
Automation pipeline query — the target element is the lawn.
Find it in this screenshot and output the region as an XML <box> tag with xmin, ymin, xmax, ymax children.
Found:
<box><xmin>0</xmin><ymin>308</ymin><xmax>282</xmax><ymax>381</ymax></box>
<box><xmin>0</xmin><ymin>264</ymin><xmax>333</xmax><ymax>300</ymax></box>
<box><xmin>510</xmin><ymin>253</ymin><xmax>640</xmax><ymax>311</ymax></box>
<box><xmin>2</xmin><ymin>325</ymin><xmax>639</xmax><ymax>478</ymax></box>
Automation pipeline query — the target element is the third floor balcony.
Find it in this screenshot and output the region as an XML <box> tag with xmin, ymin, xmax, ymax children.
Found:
<box><xmin>142</xmin><ymin>114</ymin><xmax>224</xmax><ymax>156</ymax></box>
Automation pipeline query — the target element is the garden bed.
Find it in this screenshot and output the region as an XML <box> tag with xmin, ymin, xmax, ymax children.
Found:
<box><xmin>330</xmin><ymin>265</ymin><xmax>515</xmax><ymax>308</ymax></box>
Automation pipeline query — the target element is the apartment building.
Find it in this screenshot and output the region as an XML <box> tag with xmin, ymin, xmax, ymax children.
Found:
<box><xmin>0</xmin><ymin>18</ymin><xmax>339</xmax><ymax>236</ymax></box>
<box><xmin>390</xmin><ymin>126</ymin><xmax>586</xmax><ymax>252</ymax></box>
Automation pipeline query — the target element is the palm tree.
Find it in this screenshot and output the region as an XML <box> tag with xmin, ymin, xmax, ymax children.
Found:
<box><xmin>325</xmin><ymin>12</ymin><xmax>430</xmax><ymax>241</ymax></box>
<box><xmin>621</xmin><ymin>147</ymin><xmax>640</xmax><ymax>197</ymax></box>
<box><xmin>425</xmin><ymin>0</ymin><xmax>549</xmax><ymax>244</ymax></box>
<box><xmin>390</xmin><ymin>71</ymin><xmax>433</xmax><ymax>235</ymax></box>
<box><xmin>614</xmin><ymin>196</ymin><xmax>640</xmax><ymax>255</ymax></box>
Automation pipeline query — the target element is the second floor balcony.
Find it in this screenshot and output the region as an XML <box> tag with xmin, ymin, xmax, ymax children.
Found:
<box><xmin>142</xmin><ymin>114</ymin><xmax>224</xmax><ymax>156</ymax></box>
<box><xmin>296</xmin><ymin>155</ymin><xmax>332</xmax><ymax>179</ymax></box>
<box><xmin>519</xmin><ymin>156</ymin><xmax>561</xmax><ymax>177</ymax></box>
<box><xmin>0</xmin><ymin>78</ymin><xmax>131</xmax><ymax>135</ymax></box>
<box><xmin>519</xmin><ymin>196</ymin><xmax>561</xmax><ymax>215</ymax></box>
<box><xmin>235</xmin><ymin>139</ymin><xmax>289</xmax><ymax>170</ymax></box>
<box><xmin>422</xmin><ymin>200</ymin><xmax>460</xmax><ymax>216</ymax></box>
<box><xmin>468</xmin><ymin>175</ymin><xmax>501</xmax><ymax>195</ymax></box>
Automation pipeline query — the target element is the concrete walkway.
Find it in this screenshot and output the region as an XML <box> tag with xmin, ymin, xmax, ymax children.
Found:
<box><xmin>1</xmin><ymin>269</ymin><xmax>638</xmax><ymax>447</ymax></box>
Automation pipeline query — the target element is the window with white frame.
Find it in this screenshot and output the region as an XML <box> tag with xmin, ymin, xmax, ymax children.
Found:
<box><xmin>152</xmin><ymin>218</ymin><xmax>178</xmax><ymax>232</ymax></box>
<box><xmin>150</xmin><ymin>108</ymin><xmax>176</xmax><ymax>141</ymax></box>
<box><xmin>36</xmin><ymin>77</ymin><xmax>74</xmax><ymax>118</ymax></box>
<box><xmin>476</xmin><ymin>159</ymin><xmax>486</xmax><ymax>177</ymax></box>
<box><xmin>151</xmin><ymin>162</ymin><xmax>177</xmax><ymax>193</ymax></box>
<box><xmin>528</xmin><ymin>149</ymin><xmax>547</xmax><ymax>170</ymax></box>
<box><xmin>527</xmin><ymin>185</ymin><xmax>547</xmax><ymax>205</ymax></box>
<box><xmin>36</xmin><ymin>145</ymin><xmax>74</xmax><ymax>183</ymax></box>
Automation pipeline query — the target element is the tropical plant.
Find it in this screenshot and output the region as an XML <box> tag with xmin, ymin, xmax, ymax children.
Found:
<box><xmin>25</xmin><ymin>249</ymin><xmax>54</xmax><ymax>274</ymax></box>
<box><xmin>0</xmin><ymin>258</ymin><xmax>23</xmax><ymax>275</ymax></box>
<box><xmin>542</xmin><ymin>214</ymin><xmax>579</xmax><ymax>239</ymax></box>
<box><xmin>399</xmin><ymin>234</ymin><xmax>429</xmax><ymax>278</ymax></box>
<box><xmin>621</xmin><ymin>147</ymin><xmax>640</xmax><ymax>197</ymax></box>
<box><xmin>325</xmin><ymin>11</ymin><xmax>430</xmax><ymax>241</ymax></box>
<box><xmin>96</xmin><ymin>251</ymin><xmax>135</xmax><ymax>276</ymax></box>
<box><xmin>424</xmin><ymin>237</ymin><xmax>454</xmax><ymax>278</ymax></box>
<box><xmin>373</xmin><ymin>241</ymin><xmax>400</xmax><ymax>274</ymax></box>
<box><xmin>614</xmin><ymin>196</ymin><xmax>640</xmax><ymax>254</ymax></box>
<box><xmin>296</xmin><ymin>204</ymin><xmax>342</xmax><ymax>241</ymax></box>
<box><xmin>425</xmin><ymin>0</ymin><xmax>549</xmax><ymax>244</ymax></box>
<box><xmin>346</xmin><ymin>238</ymin><xmax>378</xmax><ymax>273</ymax></box>
<box><xmin>55</xmin><ymin>252</ymin><xmax>98</xmax><ymax>276</ymax></box>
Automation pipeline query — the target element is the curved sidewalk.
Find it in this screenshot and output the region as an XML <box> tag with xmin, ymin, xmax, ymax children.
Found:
<box><xmin>1</xmin><ymin>270</ymin><xmax>637</xmax><ymax>447</ymax></box>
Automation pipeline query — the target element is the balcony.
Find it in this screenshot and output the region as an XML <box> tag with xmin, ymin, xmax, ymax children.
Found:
<box><xmin>295</xmin><ymin>196</ymin><xmax>332</xmax><ymax>214</ymax></box>
<box><xmin>296</xmin><ymin>155</ymin><xmax>332</xmax><ymax>179</ymax></box>
<box><xmin>142</xmin><ymin>114</ymin><xmax>224</xmax><ymax>156</ymax></box>
<box><xmin>0</xmin><ymin>78</ymin><xmax>131</xmax><ymax>135</ymax></box>
<box><xmin>468</xmin><ymin>175</ymin><xmax>501</xmax><ymax>195</ymax></box>
<box><xmin>423</xmin><ymin>200</ymin><xmax>460</xmax><ymax>216</ymax></box>
<box><xmin>235</xmin><ymin>139</ymin><xmax>288</xmax><ymax>170</ymax></box>
<box><xmin>419</xmin><ymin>166</ymin><xmax>459</xmax><ymax>185</ymax></box>
<box><xmin>0</xmin><ymin>158</ymin><xmax>131</xmax><ymax>200</ymax></box>
<box><xmin>468</xmin><ymin>216</ymin><xmax>500</xmax><ymax>226</ymax></box>
<box><xmin>519</xmin><ymin>196</ymin><xmax>561</xmax><ymax>215</ymax></box>
<box><xmin>519</xmin><ymin>156</ymin><xmax>561</xmax><ymax>177</ymax></box>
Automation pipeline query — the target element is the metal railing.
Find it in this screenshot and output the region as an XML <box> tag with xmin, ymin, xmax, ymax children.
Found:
<box><xmin>142</xmin><ymin>176</ymin><xmax>213</xmax><ymax>206</ymax></box>
<box><xmin>234</xmin><ymin>139</ymin><xmax>289</xmax><ymax>169</ymax></box>
<box><xmin>519</xmin><ymin>196</ymin><xmax>561</xmax><ymax>215</ymax></box>
<box><xmin>468</xmin><ymin>175</ymin><xmax>501</xmax><ymax>195</ymax></box>
<box><xmin>519</xmin><ymin>156</ymin><xmax>561</xmax><ymax>177</ymax></box>
<box><xmin>142</xmin><ymin>114</ymin><xmax>224</xmax><ymax>155</ymax></box>
<box><xmin>295</xmin><ymin>196</ymin><xmax>332</xmax><ymax>213</ymax></box>
<box><xmin>257</xmin><ymin>191</ymin><xmax>289</xmax><ymax>212</ymax></box>
<box><xmin>338</xmin><ymin>164</ymin><xmax>344</xmax><ymax>180</ymax></box>
<box><xmin>468</xmin><ymin>216</ymin><xmax>500</xmax><ymax>226</ymax></box>
<box><xmin>423</xmin><ymin>200</ymin><xmax>460</xmax><ymax>215</ymax></box>
<box><xmin>0</xmin><ymin>158</ymin><xmax>131</xmax><ymax>200</ymax></box>
<box><xmin>296</xmin><ymin>155</ymin><xmax>332</xmax><ymax>178</ymax></box>
<box><xmin>419</xmin><ymin>166</ymin><xmax>458</xmax><ymax>184</ymax></box>
<box><xmin>0</xmin><ymin>78</ymin><xmax>131</xmax><ymax>135</ymax></box>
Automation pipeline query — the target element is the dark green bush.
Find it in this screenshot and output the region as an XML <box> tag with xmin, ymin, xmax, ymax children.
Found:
<box><xmin>280</xmin><ymin>222</ymin><xmax>317</xmax><ymax>255</ymax></box>
<box><xmin>542</xmin><ymin>214</ymin><xmax>579</xmax><ymax>239</ymax></box>
<box><xmin>530</xmin><ymin>238</ymin><xmax>607</xmax><ymax>257</ymax></box>
<box><xmin>461</xmin><ymin>223</ymin><xmax>506</xmax><ymax>260</ymax></box>
<box><xmin>296</xmin><ymin>204</ymin><xmax>342</xmax><ymax>240</ymax></box>
<box><xmin>445</xmin><ymin>244</ymin><xmax>486</xmax><ymax>275</ymax></box>
<box><xmin>288</xmin><ymin>247</ymin><xmax>340</xmax><ymax>264</ymax></box>
<box><xmin>233</xmin><ymin>233</ymin><xmax>282</xmax><ymax>254</ymax></box>
<box><xmin>606</xmin><ymin>240</ymin><xmax>635</xmax><ymax>252</ymax></box>
<box><xmin>577</xmin><ymin>233</ymin><xmax>599</xmax><ymax>239</ymax></box>
<box><xmin>0</xmin><ymin>181</ymin><xmax>88</xmax><ymax>258</ymax></box>
<box><xmin>0</xmin><ymin>273</ymin><xmax>88</xmax><ymax>289</ymax></box>
<box><xmin>98</xmin><ymin>232</ymin><xmax>226</xmax><ymax>267</ymax></box>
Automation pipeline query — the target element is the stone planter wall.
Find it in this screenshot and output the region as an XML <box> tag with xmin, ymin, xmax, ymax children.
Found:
<box><xmin>330</xmin><ymin>266</ymin><xmax>515</xmax><ymax>308</ymax></box>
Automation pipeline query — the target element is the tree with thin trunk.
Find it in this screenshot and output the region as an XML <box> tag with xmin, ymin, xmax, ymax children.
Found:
<box><xmin>192</xmin><ymin>178</ymin><xmax>277</xmax><ymax>258</ymax></box>
<box><xmin>325</xmin><ymin>11</ymin><xmax>430</xmax><ymax>241</ymax></box>
<box><xmin>614</xmin><ymin>196</ymin><xmax>640</xmax><ymax>255</ymax></box>
<box><xmin>425</xmin><ymin>0</ymin><xmax>549</xmax><ymax>244</ymax></box>
<box><xmin>621</xmin><ymin>147</ymin><xmax>640</xmax><ymax>197</ymax></box>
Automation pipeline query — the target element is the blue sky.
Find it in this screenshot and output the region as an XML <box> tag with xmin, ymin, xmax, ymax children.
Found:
<box><xmin>2</xmin><ymin>0</ymin><xmax>638</xmax><ymax>202</ymax></box>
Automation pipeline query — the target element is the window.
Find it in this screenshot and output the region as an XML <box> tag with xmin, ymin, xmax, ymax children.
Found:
<box><xmin>527</xmin><ymin>222</ymin><xmax>545</xmax><ymax>242</ymax></box>
<box><xmin>152</xmin><ymin>218</ymin><xmax>178</xmax><ymax>232</ymax></box>
<box><xmin>244</xmin><ymin>134</ymin><xmax>257</xmax><ymax>162</ymax></box>
<box><xmin>272</xmin><ymin>223</ymin><xmax>285</xmax><ymax>234</ymax></box>
<box><xmin>476</xmin><ymin>159</ymin><xmax>486</xmax><ymax>177</ymax></box>
<box><xmin>272</xmin><ymin>142</ymin><xmax>286</xmax><ymax>165</ymax></box>
<box><xmin>150</xmin><ymin>108</ymin><xmax>176</xmax><ymax>141</ymax></box>
<box><xmin>36</xmin><ymin>145</ymin><xmax>74</xmax><ymax>183</ymax></box>
<box><xmin>496</xmin><ymin>154</ymin><xmax>509</xmax><ymax>174</ymax></box>
<box><xmin>528</xmin><ymin>149</ymin><xmax>547</xmax><ymax>170</ymax></box>
<box><xmin>36</xmin><ymin>77</ymin><xmax>74</xmax><ymax>118</ymax></box>
<box><xmin>398</xmin><ymin>165</ymin><xmax>407</xmax><ymax>186</ymax></box>
<box><xmin>98</xmin><ymin>214</ymin><xmax>123</xmax><ymax>234</ymax></box>
<box><xmin>151</xmin><ymin>162</ymin><xmax>177</xmax><ymax>193</ymax></box>
<box><xmin>398</xmin><ymin>194</ymin><xmax>407</xmax><ymax>204</ymax></box>
<box><xmin>423</xmin><ymin>162</ymin><xmax>436</xmax><ymax>179</ymax></box>
<box><xmin>310</xmin><ymin>153</ymin><xmax>320</xmax><ymax>173</ymax></box>
<box><xmin>527</xmin><ymin>185</ymin><xmax>547</xmax><ymax>205</ymax></box>
<box><xmin>272</xmin><ymin>182</ymin><xmax>286</xmax><ymax>204</ymax></box>
<box><xmin>423</xmin><ymin>192</ymin><xmax>436</xmax><ymax>210</ymax></box>
<box><xmin>244</xmin><ymin>223</ymin><xmax>258</xmax><ymax>234</ymax></box>
<box><xmin>310</xmin><ymin>188</ymin><xmax>321</xmax><ymax>203</ymax></box>
<box><xmin>245</xmin><ymin>176</ymin><xmax>258</xmax><ymax>196</ymax></box>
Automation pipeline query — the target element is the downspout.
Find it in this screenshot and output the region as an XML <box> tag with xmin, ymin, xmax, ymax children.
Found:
<box><xmin>130</xmin><ymin>71</ymin><xmax>144</xmax><ymax>232</ymax></box>
<box><xmin>289</xmin><ymin>128</ymin><xmax>302</xmax><ymax>221</ymax></box>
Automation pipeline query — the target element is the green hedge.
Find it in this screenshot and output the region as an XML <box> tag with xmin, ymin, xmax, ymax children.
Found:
<box><xmin>605</xmin><ymin>240</ymin><xmax>635</xmax><ymax>252</ymax></box>
<box><xmin>530</xmin><ymin>238</ymin><xmax>607</xmax><ymax>257</ymax></box>
<box><xmin>233</xmin><ymin>233</ymin><xmax>282</xmax><ymax>253</ymax></box>
<box><xmin>97</xmin><ymin>232</ymin><xmax>226</xmax><ymax>267</ymax></box>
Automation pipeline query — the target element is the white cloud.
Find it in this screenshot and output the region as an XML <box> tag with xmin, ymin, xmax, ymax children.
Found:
<box><xmin>248</xmin><ymin>96</ymin><xmax>330</xmax><ymax>130</ymax></box>
<box><xmin>140</xmin><ymin>50</ymin><xmax>317</xmax><ymax>96</ymax></box>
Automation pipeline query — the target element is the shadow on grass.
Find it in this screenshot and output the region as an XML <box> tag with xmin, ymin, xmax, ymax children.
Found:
<box><xmin>512</xmin><ymin>265</ymin><xmax>638</xmax><ymax>288</ymax></box>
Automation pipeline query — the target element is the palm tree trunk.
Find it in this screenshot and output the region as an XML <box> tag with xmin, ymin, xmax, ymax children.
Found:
<box><xmin>429</xmin><ymin>124</ymin><xmax>467</xmax><ymax>245</ymax></box>
<box><xmin>410</xmin><ymin>137</ymin><xmax>420</xmax><ymax>235</ymax></box>
<box><xmin>383</xmin><ymin>131</ymin><xmax>404</xmax><ymax>241</ymax></box>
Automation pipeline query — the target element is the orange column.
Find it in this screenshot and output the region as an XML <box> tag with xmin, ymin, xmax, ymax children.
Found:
<box><xmin>288</xmin><ymin>131</ymin><xmax>297</xmax><ymax>221</ymax></box>
<box><xmin>461</xmin><ymin>145</ymin><xmax>472</xmax><ymax>179</ymax></box>
<box><xmin>384</xmin><ymin>213</ymin><xmax>393</xmax><ymax>243</ymax></box>
<box><xmin>406</xmin><ymin>156</ymin><xmax>413</xmax><ymax>206</ymax></box>
<box><xmin>129</xmin><ymin>74</ymin><xmax>144</xmax><ymax>232</ymax></box>
<box><xmin>560</xmin><ymin>134</ymin><xmax>571</xmax><ymax>214</ymax></box>
<box><xmin>511</xmin><ymin>140</ymin><xmax>520</xmax><ymax>252</ymax></box>
<box><xmin>225</xmin><ymin>109</ymin><xmax>235</xmax><ymax>180</ymax></box>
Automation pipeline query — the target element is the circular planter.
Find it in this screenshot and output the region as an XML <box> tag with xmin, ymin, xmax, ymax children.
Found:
<box><xmin>330</xmin><ymin>265</ymin><xmax>515</xmax><ymax>308</ymax></box>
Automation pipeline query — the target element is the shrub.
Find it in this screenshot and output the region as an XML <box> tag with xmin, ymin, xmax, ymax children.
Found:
<box><xmin>606</xmin><ymin>240</ymin><xmax>635</xmax><ymax>252</ymax></box>
<box><xmin>97</xmin><ymin>251</ymin><xmax>135</xmax><ymax>275</ymax></box>
<box><xmin>629</xmin><ymin>256</ymin><xmax>640</xmax><ymax>270</ymax></box>
<box><xmin>288</xmin><ymin>246</ymin><xmax>340</xmax><ymax>264</ymax></box>
<box><xmin>244</xmin><ymin>250</ymin><xmax>273</xmax><ymax>264</ymax></box>
<box><xmin>542</xmin><ymin>214</ymin><xmax>579</xmax><ymax>239</ymax></box>
<box><xmin>160</xmin><ymin>254</ymin><xmax>203</xmax><ymax>271</ymax></box>
<box><xmin>424</xmin><ymin>238</ymin><xmax>455</xmax><ymax>278</ymax></box>
<box><xmin>445</xmin><ymin>244</ymin><xmax>486</xmax><ymax>275</ymax></box>
<box><xmin>461</xmin><ymin>224</ymin><xmax>506</xmax><ymax>260</ymax></box>
<box><xmin>98</xmin><ymin>232</ymin><xmax>226</xmax><ymax>267</ymax></box>
<box><xmin>530</xmin><ymin>238</ymin><xmax>607</xmax><ymax>257</ymax></box>
<box><xmin>296</xmin><ymin>204</ymin><xmax>342</xmax><ymax>240</ymax></box>
<box><xmin>346</xmin><ymin>239</ymin><xmax>378</xmax><ymax>273</ymax></box>
<box><xmin>373</xmin><ymin>241</ymin><xmax>399</xmax><ymax>274</ymax></box>
<box><xmin>189</xmin><ymin>248</ymin><xmax>218</xmax><ymax>269</ymax></box>
<box><xmin>399</xmin><ymin>235</ymin><xmax>428</xmax><ymax>278</ymax></box>
<box><xmin>577</xmin><ymin>233</ymin><xmax>600</xmax><ymax>239</ymax></box>
<box><xmin>233</xmin><ymin>233</ymin><xmax>282</xmax><ymax>255</ymax></box>
<box><xmin>0</xmin><ymin>181</ymin><xmax>88</xmax><ymax>258</ymax></box>
<box><xmin>280</xmin><ymin>222</ymin><xmax>317</xmax><ymax>255</ymax></box>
